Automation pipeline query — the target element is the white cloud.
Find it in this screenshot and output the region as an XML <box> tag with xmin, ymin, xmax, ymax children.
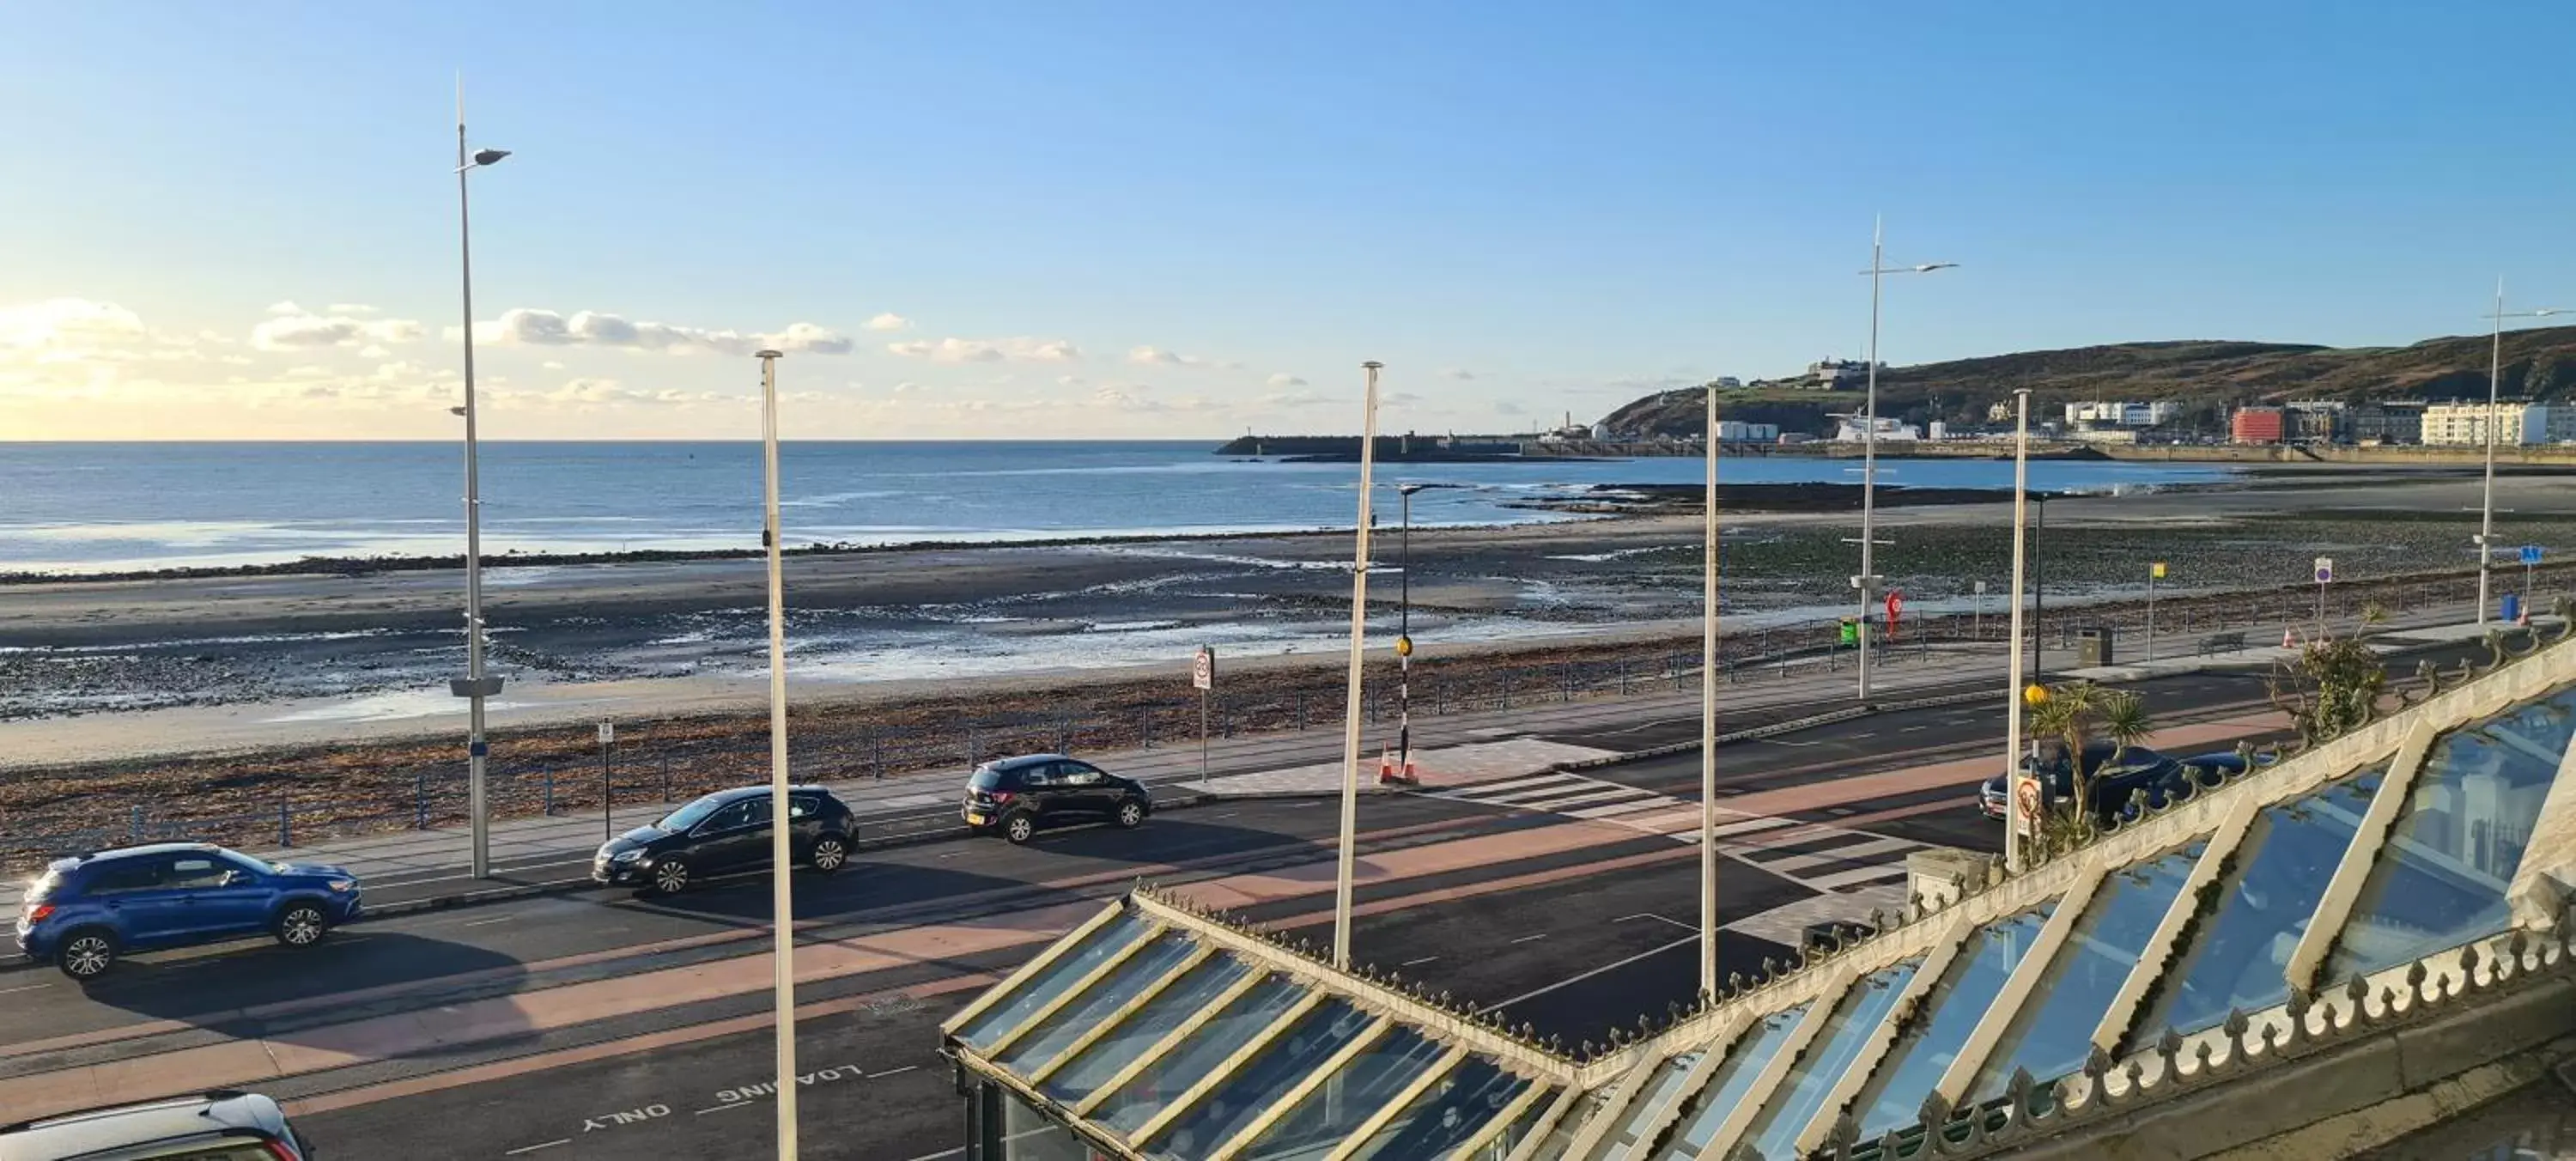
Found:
<box><xmin>541</xmin><ymin>360</ymin><xmax>566</xmax><ymax>370</ymax></box>
<box><xmin>1057</xmin><ymin>374</ymin><xmax>1086</xmax><ymax>386</ymax></box>
<box><xmin>888</xmin><ymin>336</ymin><xmax>1082</xmax><ymax>364</ymax></box>
<box><xmin>535</xmin><ymin>377</ymin><xmax>728</xmax><ymax>407</ymax></box>
<box><xmin>357</xmin><ymin>343</ymin><xmax>391</xmax><ymax>359</ymax></box>
<box><xmin>1128</xmin><ymin>344</ymin><xmax>1241</xmax><ymax>369</ymax></box>
<box><xmin>1442</xmin><ymin>368</ymin><xmax>1475</xmax><ymax>381</ymax></box>
<box><xmin>892</xmin><ymin>381</ymin><xmax>923</xmax><ymax>393</ymax></box>
<box><xmin>1266</xmin><ymin>373</ymin><xmax>1308</xmax><ymax>388</ymax></box>
<box><xmin>0</xmin><ymin>299</ymin><xmax>148</xmax><ymax>352</ymax></box>
<box><xmin>326</xmin><ymin>303</ymin><xmax>380</xmax><ymax>315</ymax></box>
<box><xmin>864</xmin><ymin>313</ymin><xmax>913</xmax><ymax>332</ymax></box>
<box><xmin>251</xmin><ymin>307</ymin><xmax>425</xmax><ymax>351</ymax></box>
<box><xmin>1255</xmin><ymin>390</ymin><xmax>1334</xmax><ymax>409</ymax></box>
<box><xmin>263</xmin><ymin>301</ymin><xmax>304</xmax><ymax>317</ymax></box>
<box><xmin>452</xmin><ymin>307</ymin><xmax>852</xmax><ymax>356</ymax></box>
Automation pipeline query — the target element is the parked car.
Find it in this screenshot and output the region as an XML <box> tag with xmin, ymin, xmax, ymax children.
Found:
<box><xmin>13</xmin><ymin>842</ymin><xmax>362</xmax><ymax>982</ymax></box>
<box><xmin>593</xmin><ymin>784</ymin><xmax>854</xmax><ymax>895</ymax></box>
<box><xmin>1980</xmin><ymin>743</ymin><xmax>2271</xmax><ymax>826</ymax></box>
<box><xmin>962</xmin><ymin>754</ymin><xmax>1151</xmax><ymax>844</ymax></box>
<box><xmin>0</xmin><ymin>1091</ymin><xmax>313</xmax><ymax>1159</ymax></box>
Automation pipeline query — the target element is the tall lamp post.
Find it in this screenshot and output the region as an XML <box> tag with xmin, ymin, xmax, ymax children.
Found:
<box><xmin>450</xmin><ymin>82</ymin><xmax>511</xmax><ymax>879</ymax></box>
<box><xmin>1698</xmin><ymin>383</ymin><xmax>1721</xmax><ymax>1000</ymax></box>
<box><xmin>1394</xmin><ymin>483</ymin><xmax>1427</xmax><ymax>780</ymax></box>
<box><xmin>1332</xmin><ymin>362</ymin><xmax>1383</xmax><ymax>970</ymax></box>
<box><xmin>1852</xmin><ymin>219</ymin><xmax>1955</xmax><ymax>703</ymax></box>
<box><xmin>2003</xmin><ymin>391</ymin><xmax>2032</xmax><ymax>872</ymax></box>
<box><xmin>2477</xmin><ymin>285</ymin><xmax>2569</xmax><ymax>626</ymax></box>
<box><xmin>755</xmin><ymin>350</ymin><xmax>800</xmax><ymax>1159</ymax></box>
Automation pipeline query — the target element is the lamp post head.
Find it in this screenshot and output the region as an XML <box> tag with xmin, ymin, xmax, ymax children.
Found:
<box><xmin>471</xmin><ymin>148</ymin><xmax>511</xmax><ymax>167</ymax></box>
<box><xmin>1361</xmin><ymin>361</ymin><xmax>1383</xmax><ymax>369</ymax></box>
<box><xmin>1914</xmin><ymin>262</ymin><xmax>1959</xmax><ymax>272</ymax></box>
<box><xmin>755</xmin><ymin>349</ymin><xmax>784</xmax><ymax>360</ymax></box>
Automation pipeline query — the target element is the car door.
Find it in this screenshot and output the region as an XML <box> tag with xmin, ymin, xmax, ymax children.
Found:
<box><xmin>163</xmin><ymin>854</ymin><xmax>274</xmax><ymax>940</ymax></box>
<box><xmin>82</xmin><ymin>856</ymin><xmax>180</xmax><ymax>947</ymax></box>
<box><xmin>689</xmin><ymin>799</ymin><xmax>762</xmax><ymax>872</ymax></box>
<box><xmin>1060</xmin><ymin>762</ymin><xmax>1116</xmax><ymax>815</ymax></box>
<box><xmin>1017</xmin><ymin>764</ymin><xmax>1064</xmax><ymax>819</ymax></box>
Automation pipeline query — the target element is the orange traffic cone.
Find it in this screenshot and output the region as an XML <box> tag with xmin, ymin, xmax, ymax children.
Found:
<box><xmin>1376</xmin><ymin>752</ymin><xmax>1419</xmax><ymax>787</ymax></box>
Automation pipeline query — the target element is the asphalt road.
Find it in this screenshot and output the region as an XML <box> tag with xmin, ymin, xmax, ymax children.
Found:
<box><xmin>0</xmin><ymin>659</ymin><xmax>2360</xmax><ymax>1161</ymax></box>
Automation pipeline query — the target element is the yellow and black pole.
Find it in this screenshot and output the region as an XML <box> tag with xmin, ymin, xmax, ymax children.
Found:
<box><xmin>1395</xmin><ymin>483</ymin><xmax>1425</xmax><ymax>781</ymax></box>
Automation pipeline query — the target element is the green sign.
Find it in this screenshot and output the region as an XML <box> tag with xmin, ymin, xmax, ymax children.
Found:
<box><xmin>1838</xmin><ymin>618</ymin><xmax>1860</xmax><ymax>646</ymax></box>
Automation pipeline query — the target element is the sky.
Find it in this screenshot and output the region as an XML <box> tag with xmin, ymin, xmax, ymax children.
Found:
<box><xmin>5</xmin><ymin>1</ymin><xmax>2574</xmax><ymax>441</ymax></box>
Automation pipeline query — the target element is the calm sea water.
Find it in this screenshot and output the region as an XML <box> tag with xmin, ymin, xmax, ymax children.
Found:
<box><xmin>0</xmin><ymin>441</ymin><xmax>2239</xmax><ymax>574</ymax></box>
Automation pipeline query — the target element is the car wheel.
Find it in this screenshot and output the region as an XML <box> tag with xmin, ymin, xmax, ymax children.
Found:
<box><xmin>808</xmin><ymin>836</ymin><xmax>849</xmax><ymax>873</ymax></box>
<box><xmin>1003</xmin><ymin>812</ymin><xmax>1037</xmax><ymax>845</ymax></box>
<box><xmin>1115</xmin><ymin>799</ymin><xmax>1147</xmax><ymax>829</ymax></box>
<box><xmin>275</xmin><ymin>903</ymin><xmax>331</xmax><ymax>948</ymax></box>
<box><xmin>649</xmin><ymin>858</ymin><xmax>692</xmax><ymax>896</ymax></box>
<box><xmin>58</xmin><ymin>929</ymin><xmax>117</xmax><ymax>981</ymax></box>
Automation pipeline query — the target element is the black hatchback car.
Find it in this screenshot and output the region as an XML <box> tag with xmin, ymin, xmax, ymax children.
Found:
<box><xmin>962</xmin><ymin>754</ymin><xmax>1151</xmax><ymax>844</ymax></box>
<box><xmin>593</xmin><ymin>785</ymin><xmax>854</xmax><ymax>895</ymax></box>
<box><xmin>1979</xmin><ymin>742</ymin><xmax>2257</xmax><ymax>826</ymax></box>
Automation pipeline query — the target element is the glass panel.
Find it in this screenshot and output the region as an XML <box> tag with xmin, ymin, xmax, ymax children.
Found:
<box><xmin>1742</xmin><ymin>960</ymin><xmax>1923</xmax><ymax>1159</ymax></box>
<box><xmin>1240</xmin><ymin>1027</ymin><xmax>1449</xmax><ymax>1161</ymax></box>
<box><xmin>1651</xmin><ymin>1005</ymin><xmax>1811</xmax><ymax>1160</ymax></box>
<box><xmin>1144</xmin><ymin>1000</ymin><xmax>1376</xmax><ymax>1159</ymax></box>
<box><xmin>1088</xmin><ymin>975</ymin><xmax>1304</xmax><ymax>1133</ymax></box>
<box><xmin>2134</xmin><ymin>773</ymin><xmax>2381</xmax><ymax>1048</ymax></box>
<box><xmin>957</xmin><ymin>910</ymin><xmax>1155</xmax><ymax>1050</ymax></box>
<box><xmin>1042</xmin><ymin>954</ymin><xmax>1251</xmax><ymax>1102</ymax></box>
<box><xmin>994</xmin><ymin>931</ymin><xmax>1200</xmax><ymax>1075</ymax></box>
<box><xmin>1596</xmin><ymin>1052</ymin><xmax>1705</xmax><ymax>1160</ymax></box>
<box><xmin>1853</xmin><ymin>905</ymin><xmax>2055</xmax><ymax>1140</ymax></box>
<box><xmin>1002</xmin><ymin>1090</ymin><xmax>1098</xmax><ymax>1160</ymax></box>
<box><xmin>2328</xmin><ymin>688</ymin><xmax>2575</xmax><ymax>982</ymax></box>
<box><xmin>1529</xmin><ymin>1091</ymin><xmax>1605</xmax><ymax>1160</ymax></box>
<box><xmin>1971</xmin><ymin>841</ymin><xmax>2205</xmax><ymax>1099</ymax></box>
<box><xmin>1348</xmin><ymin>1060</ymin><xmax>1533</xmax><ymax>1161</ymax></box>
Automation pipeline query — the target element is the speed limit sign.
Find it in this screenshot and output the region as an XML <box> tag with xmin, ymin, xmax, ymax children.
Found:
<box><xmin>1191</xmin><ymin>647</ymin><xmax>1215</xmax><ymax>690</ymax></box>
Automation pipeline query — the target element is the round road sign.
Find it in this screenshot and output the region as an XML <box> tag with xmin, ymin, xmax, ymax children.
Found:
<box><xmin>1394</xmin><ymin>635</ymin><xmax>1414</xmax><ymax>658</ymax></box>
<box><xmin>2015</xmin><ymin>777</ymin><xmax>2043</xmax><ymax>823</ymax></box>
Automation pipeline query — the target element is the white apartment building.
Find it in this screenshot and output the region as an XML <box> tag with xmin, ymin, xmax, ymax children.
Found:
<box><xmin>2421</xmin><ymin>401</ymin><xmax>2576</xmax><ymax>446</ymax></box>
<box><xmin>1713</xmin><ymin>420</ymin><xmax>1780</xmax><ymax>443</ymax></box>
<box><xmin>2063</xmin><ymin>399</ymin><xmax>2183</xmax><ymax>428</ymax></box>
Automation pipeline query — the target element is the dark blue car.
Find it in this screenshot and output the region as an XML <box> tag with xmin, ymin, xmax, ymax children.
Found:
<box><xmin>14</xmin><ymin>842</ymin><xmax>363</xmax><ymax>982</ymax></box>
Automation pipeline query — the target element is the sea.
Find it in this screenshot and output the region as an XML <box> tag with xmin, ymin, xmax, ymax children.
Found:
<box><xmin>0</xmin><ymin>441</ymin><xmax>2240</xmax><ymax>575</ymax></box>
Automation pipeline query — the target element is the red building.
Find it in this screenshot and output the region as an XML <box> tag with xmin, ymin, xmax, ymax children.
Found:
<box><xmin>2232</xmin><ymin>405</ymin><xmax>2287</xmax><ymax>444</ymax></box>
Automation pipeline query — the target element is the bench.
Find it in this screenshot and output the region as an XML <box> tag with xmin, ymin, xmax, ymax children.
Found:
<box><xmin>2196</xmin><ymin>631</ymin><xmax>2246</xmax><ymax>654</ymax></box>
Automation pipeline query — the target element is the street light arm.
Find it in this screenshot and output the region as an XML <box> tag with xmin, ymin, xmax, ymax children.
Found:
<box><xmin>1858</xmin><ymin>262</ymin><xmax>1959</xmax><ymax>276</ymax></box>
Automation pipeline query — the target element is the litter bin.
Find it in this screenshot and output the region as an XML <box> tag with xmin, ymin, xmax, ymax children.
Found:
<box><xmin>2503</xmin><ymin>593</ymin><xmax>2523</xmax><ymax>624</ymax></box>
<box><xmin>2077</xmin><ymin>626</ymin><xmax>2116</xmax><ymax>667</ymax></box>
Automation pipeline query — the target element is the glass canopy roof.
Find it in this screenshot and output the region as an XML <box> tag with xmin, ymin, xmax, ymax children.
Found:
<box><xmin>949</xmin><ymin>643</ymin><xmax>2576</xmax><ymax>1160</ymax></box>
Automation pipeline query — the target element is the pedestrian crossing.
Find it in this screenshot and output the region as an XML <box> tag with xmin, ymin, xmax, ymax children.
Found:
<box><xmin>1430</xmin><ymin>769</ymin><xmax>1923</xmax><ymax>897</ymax></box>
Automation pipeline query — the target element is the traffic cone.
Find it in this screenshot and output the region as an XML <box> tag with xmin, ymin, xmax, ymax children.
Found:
<box><xmin>1376</xmin><ymin>751</ymin><xmax>1419</xmax><ymax>787</ymax></box>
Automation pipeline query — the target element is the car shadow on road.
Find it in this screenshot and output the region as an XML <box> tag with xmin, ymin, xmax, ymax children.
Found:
<box><xmin>61</xmin><ymin>930</ymin><xmax>532</xmax><ymax>1044</ymax></box>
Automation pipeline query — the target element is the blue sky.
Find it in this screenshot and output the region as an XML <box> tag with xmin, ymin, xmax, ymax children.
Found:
<box><xmin>5</xmin><ymin>1</ymin><xmax>2573</xmax><ymax>439</ymax></box>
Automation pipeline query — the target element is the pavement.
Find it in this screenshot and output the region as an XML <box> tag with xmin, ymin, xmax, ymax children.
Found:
<box><xmin>0</xmin><ymin>639</ymin><xmax>2457</xmax><ymax>1161</ymax></box>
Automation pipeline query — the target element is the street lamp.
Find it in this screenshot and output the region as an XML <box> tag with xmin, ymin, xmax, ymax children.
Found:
<box><xmin>1852</xmin><ymin>217</ymin><xmax>1956</xmax><ymax>703</ymax></box>
<box><xmin>1394</xmin><ymin>483</ymin><xmax>1427</xmax><ymax>781</ymax></box>
<box><xmin>1333</xmin><ymin>362</ymin><xmax>1384</xmax><ymax>970</ymax></box>
<box><xmin>450</xmin><ymin>82</ymin><xmax>510</xmax><ymax>879</ymax></box>
<box><xmin>2476</xmin><ymin>284</ymin><xmax>2569</xmax><ymax>626</ymax></box>
<box><xmin>2003</xmin><ymin>390</ymin><xmax>2032</xmax><ymax>872</ymax></box>
<box><xmin>754</xmin><ymin>350</ymin><xmax>800</xmax><ymax>1161</ymax></box>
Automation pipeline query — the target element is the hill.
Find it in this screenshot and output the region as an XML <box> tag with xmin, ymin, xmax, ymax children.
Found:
<box><xmin>1603</xmin><ymin>326</ymin><xmax>2576</xmax><ymax>439</ymax></box>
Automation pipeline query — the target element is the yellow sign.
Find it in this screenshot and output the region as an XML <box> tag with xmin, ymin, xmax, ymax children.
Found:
<box><xmin>1394</xmin><ymin>635</ymin><xmax>1414</xmax><ymax>658</ymax></box>
<box><xmin>2022</xmin><ymin>684</ymin><xmax>2050</xmax><ymax>707</ymax></box>
<box><xmin>2151</xmin><ymin>562</ymin><xmax>2168</xmax><ymax>580</ymax></box>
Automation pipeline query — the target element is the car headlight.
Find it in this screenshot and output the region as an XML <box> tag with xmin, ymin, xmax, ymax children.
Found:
<box><xmin>327</xmin><ymin>879</ymin><xmax>357</xmax><ymax>893</ymax></box>
<box><xmin>610</xmin><ymin>849</ymin><xmax>645</xmax><ymax>864</ymax></box>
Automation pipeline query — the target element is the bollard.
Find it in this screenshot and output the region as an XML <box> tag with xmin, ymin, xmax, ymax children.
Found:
<box><xmin>130</xmin><ymin>805</ymin><xmax>145</xmax><ymax>843</ymax></box>
<box><xmin>1619</xmin><ymin>659</ymin><xmax>1631</xmax><ymax>696</ymax></box>
<box><xmin>543</xmin><ymin>768</ymin><xmax>556</xmax><ymax>818</ymax></box>
<box><xmin>1295</xmin><ymin>692</ymin><xmax>1309</xmax><ymax>732</ymax></box>
<box><xmin>1140</xmin><ymin>714</ymin><xmax>1153</xmax><ymax>750</ymax></box>
<box><xmin>1501</xmin><ymin>672</ymin><xmax>1513</xmax><ymax>711</ymax></box>
<box><xmin>279</xmin><ymin>799</ymin><xmax>293</xmax><ymax>848</ymax></box>
<box><xmin>661</xmin><ymin>755</ymin><xmax>673</xmax><ymax>802</ymax></box>
<box><xmin>416</xmin><ymin>770</ymin><xmax>428</xmax><ymax>830</ymax></box>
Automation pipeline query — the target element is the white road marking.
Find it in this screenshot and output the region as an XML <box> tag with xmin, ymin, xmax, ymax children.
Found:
<box><xmin>1400</xmin><ymin>955</ymin><xmax>1441</xmax><ymax>967</ymax></box>
<box><xmin>504</xmin><ymin>1140</ymin><xmax>570</xmax><ymax>1156</ymax></box>
<box><xmin>900</xmin><ymin>1149</ymin><xmax>968</xmax><ymax>1161</ymax></box>
<box><xmin>866</xmin><ymin>1065</ymin><xmax>922</xmax><ymax>1079</ymax></box>
<box><xmin>1613</xmin><ymin>912</ymin><xmax>1694</xmax><ymax>932</ymax></box>
<box><xmin>694</xmin><ymin>1103</ymin><xmax>755</xmax><ymax>1115</ymax></box>
<box><xmin>462</xmin><ymin>915</ymin><xmax>515</xmax><ymax>927</ymax></box>
<box><xmin>0</xmin><ymin>982</ymin><xmax>52</xmax><ymax>994</ymax></box>
<box><xmin>1496</xmin><ymin>933</ymin><xmax>1698</xmax><ymax>1009</ymax></box>
<box><xmin>1510</xmin><ymin>933</ymin><xmax>1548</xmax><ymax>945</ymax></box>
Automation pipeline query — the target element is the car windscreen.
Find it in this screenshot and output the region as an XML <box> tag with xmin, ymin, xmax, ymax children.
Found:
<box><xmin>656</xmin><ymin>793</ymin><xmax>729</xmax><ymax>832</ymax></box>
<box><xmin>969</xmin><ymin>766</ymin><xmax>1007</xmax><ymax>791</ymax></box>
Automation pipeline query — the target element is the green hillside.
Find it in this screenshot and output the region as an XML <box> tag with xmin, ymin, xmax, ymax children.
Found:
<box><xmin>1604</xmin><ymin>326</ymin><xmax>2576</xmax><ymax>438</ymax></box>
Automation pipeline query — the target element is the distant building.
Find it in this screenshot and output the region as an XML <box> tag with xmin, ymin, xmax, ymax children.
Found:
<box><xmin>2233</xmin><ymin>406</ymin><xmax>2287</xmax><ymax>445</ymax></box>
<box><xmin>2283</xmin><ymin>400</ymin><xmax>2344</xmax><ymax>443</ymax></box>
<box><xmin>2068</xmin><ymin>426</ymin><xmax>2140</xmax><ymax>444</ymax></box>
<box><xmin>1713</xmin><ymin>420</ymin><xmax>1779</xmax><ymax>443</ymax></box>
<box><xmin>2422</xmin><ymin>401</ymin><xmax>2576</xmax><ymax>446</ymax></box>
<box><xmin>1590</xmin><ymin>422</ymin><xmax>1615</xmax><ymax>441</ymax></box>
<box><xmin>2063</xmin><ymin>400</ymin><xmax>2182</xmax><ymax>428</ymax></box>
<box><xmin>1710</xmin><ymin>376</ymin><xmax>1744</xmax><ymax>389</ymax></box>
<box><xmin>2348</xmin><ymin>401</ymin><xmax>2427</xmax><ymax>446</ymax></box>
<box><xmin>1926</xmin><ymin>420</ymin><xmax>1949</xmax><ymax>441</ymax></box>
<box><xmin>1805</xmin><ymin>358</ymin><xmax>1878</xmax><ymax>390</ymax></box>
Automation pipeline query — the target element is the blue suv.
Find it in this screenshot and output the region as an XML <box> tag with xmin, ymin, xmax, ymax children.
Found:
<box><xmin>14</xmin><ymin>843</ymin><xmax>364</xmax><ymax>982</ymax></box>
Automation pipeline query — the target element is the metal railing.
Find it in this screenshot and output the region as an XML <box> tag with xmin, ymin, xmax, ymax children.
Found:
<box><xmin>0</xmin><ymin>564</ymin><xmax>2551</xmax><ymax>868</ymax></box>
